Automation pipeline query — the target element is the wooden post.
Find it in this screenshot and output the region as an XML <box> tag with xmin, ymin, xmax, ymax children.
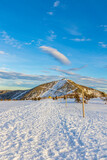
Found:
<box><xmin>82</xmin><ymin>90</ymin><xmax>85</xmax><ymax>118</ymax></box>
<box><xmin>66</xmin><ymin>97</ymin><xmax>67</xmax><ymax>107</ymax></box>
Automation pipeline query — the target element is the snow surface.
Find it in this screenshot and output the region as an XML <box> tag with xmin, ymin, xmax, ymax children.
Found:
<box><xmin>0</xmin><ymin>98</ymin><xmax>107</xmax><ymax>160</ymax></box>
<box><xmin>41</xmin><ymin>79</ymin><xmax>67</xmax><ymax>97</ymax></box>
<box><xmin>12</xmin><ymin>90</ymin><xmax>28</xmax><ymax>100</ymax></box>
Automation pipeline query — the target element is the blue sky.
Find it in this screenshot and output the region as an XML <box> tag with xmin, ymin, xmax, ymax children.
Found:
<box><xmin>0</xmin><ymin>0</ymin><xmax>107</xmax><ymax>92</ymax></box>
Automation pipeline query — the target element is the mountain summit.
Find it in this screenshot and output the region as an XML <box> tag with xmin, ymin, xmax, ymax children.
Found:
<box><xmin>0</xmin><ymin>79</ymin><xmax>106</xmax><ymax>100</ymax></box>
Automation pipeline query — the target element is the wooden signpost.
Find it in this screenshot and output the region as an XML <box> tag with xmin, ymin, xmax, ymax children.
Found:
<box><xmin>65</xmin><ymin>97</ymin><xmax>67</xmax><ymax>107</ymax></box>
<box><xmin>82</xmin><ymin>89</ymin><xmax>85</xmax><ymax>118</ymax></box>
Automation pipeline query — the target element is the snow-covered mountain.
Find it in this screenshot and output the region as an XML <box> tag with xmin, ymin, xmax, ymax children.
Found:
<box><xmin>0</xmin><ymin>79</ymin><xmax>106</xmax><ymax>100</ymax></box>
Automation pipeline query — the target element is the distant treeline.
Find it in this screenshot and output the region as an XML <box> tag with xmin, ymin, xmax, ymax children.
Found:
<box><xmin>0</xmin><ymin>92</ymin><xmax>107</xmax><ymax>104</ymax></box>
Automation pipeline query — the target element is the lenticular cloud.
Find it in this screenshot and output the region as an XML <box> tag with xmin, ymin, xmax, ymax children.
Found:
<box><xmin>39</xmin><ymin>46</ymin><xmax>71</xmax><ymax>65</ymax></box>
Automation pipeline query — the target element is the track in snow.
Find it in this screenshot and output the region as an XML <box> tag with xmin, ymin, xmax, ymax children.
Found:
<box><xmin>0</xmin><ymin>99</ymin><xmax>107</xmax><ymax>160</ymax></box>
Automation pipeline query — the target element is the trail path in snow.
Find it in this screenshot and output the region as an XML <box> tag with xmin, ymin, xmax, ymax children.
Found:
<box><xmin>0</xmin><ymin>99</ymin><xmax>107</xmax><ymax>160</ymax></box>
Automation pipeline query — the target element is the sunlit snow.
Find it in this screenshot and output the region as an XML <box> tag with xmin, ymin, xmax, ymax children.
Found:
<box><xmin>0</xmin><ymin>98</ymin><xmax>107</xmax><ymax>160</ymax></box>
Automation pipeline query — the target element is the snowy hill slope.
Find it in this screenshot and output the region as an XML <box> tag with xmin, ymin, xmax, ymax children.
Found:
<box><xmin>22</xmin><ymin>80</ymin><xmax>57</xmax><ymax>100</ymax></box>
<box><xmin>22</xmin><ymin>79</ymin><xmax>105</xmax><ymax>100</ymax></box>
<box><xmin>40</xmin><ymin>79</ymin><xmax>67</xmax><ymax>97</ymax></box>
<box><xmin>0</xmin><ymin>89</ymin><xmax>30</xmax><ymax>100</ymax></box>
<box><xmin>0</xmin><ymin>99</ymin><xmax>107</xmax><ymax>159</ymax></box>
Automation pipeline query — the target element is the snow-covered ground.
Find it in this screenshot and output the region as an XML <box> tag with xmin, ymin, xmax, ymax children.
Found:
<box><xmin>0</xmin><ymin>98</ymin><xmax>107</xmax><ymax>160</ymax></box>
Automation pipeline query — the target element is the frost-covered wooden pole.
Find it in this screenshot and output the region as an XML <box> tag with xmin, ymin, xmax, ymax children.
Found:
<box><xmin>82</xmin><ymin>89</ymin><xmax>85</xmax><ymax>118</ymax></box>
<box><xmin>64</xmin><ymin>95</ymin><xmax>67</xmax><ymax>107</ymax></box>
<box><xmin>66</xmin><ymin>97</ymin><xmax>67</xmax><ymax>107</ymax></box>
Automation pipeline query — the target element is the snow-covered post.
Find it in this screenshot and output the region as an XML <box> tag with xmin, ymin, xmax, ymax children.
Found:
<box><xmin>66</xmin><ymin>97</ymin><xmax>67</xmax><ymax>107</ymax></box>
<box><xmin>82</xmin><ymin>89</ymin><xmax>85</xmax><ymax>118</ymax></box>
<box><xmin>64</xmin><ymin>95</ymin><xmax>67</xmax><ymax>107</ymax></box>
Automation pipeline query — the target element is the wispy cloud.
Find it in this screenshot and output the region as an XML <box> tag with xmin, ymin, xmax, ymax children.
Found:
<box><xmin>24</xmin><ymin>40</ymin><xmax>35</xmax><ymax>46</ymax></box>
<box><xmin>80</xmin><ymin>77</ymin><xmax>107</xmax><ymax>85</ymax></box>
<box><xmin>47</xmin><ymin>30</ymin><xmax>57</xmax><ymax>41</ymax></box>
<box><xmin>54</xmin><ymin>1</ymin><xmax>60</xmax><ymax>7</ymax></box>
<box><xmin>42</xmin><ymin>70</ymin><xmax>50</xmax><ymax>74</ymax></box>
<box><xmin>0</xmin><ymin>69</ymin><xmax>107</xmax><ymax>92</ymax></box>
<box><xmin>70</xmin><ymin>38</ymin><xmax>91</xmax><ymax>42</ymax></box>
<box><xmin>51</xmin><ymin>67</ymin><xmax>76</xmax><ymax>75</ymax></box>
<box><xmin>69</xmin><ymin>65</ymin><xmax>88</xmax><ymax>71</ymax></box>
<box><xmin>0</xmin><ymin>31</ymin><xmax>22</xmax><ymax>49</ymax></box>
<box><xmin>50</xmin><ymin>66</ymin><xmax>107</xmax><ymax>92</ymax></box>
<box><xmin>0</xmin><ymin>67</ymin><xmax>9</xmax><ymax>71</ymax></box>
<box><xmin>47</xmin><ymin>12</ymin><xmax>53</xmax><ymax>15</ymax></box>
<box><xmin>0</xmin><ymin>70</ymin><xmax>60</xmax><ymax>81</ymax></box>
<box><xmin>98</xmin><ymin>42</ymin><xmax>107</xmax><ymax>48</ymax></box>
<box><xmin>36</xmin><ymin>39</ymin><xmax>43</xmax><ymax>46</ymax></box>
<box><xmin>39</xmin><ymin>46</ymin><xmax>71</xmax><ymax>65</ymax></box>
<box><xmin>24</xmin><ymin>42</ymin><xmax>32</xmax><ymax>45</ymax></box>
<box><xmin>52</xmin><ymin>67</ymin><xmax>107</xmax><ymax>84</ymax></box>
<box><xmin>66</xmin><ymin>26</ymin><xmax>81</xmax><ymax>36</ymax></box>
<box><xmin>100</xmin><ymin>25</ymin><xmax>107</xmax><ymax>31</ymax></box>
<box><xmin>0</xmin><ymin>70</ymin><xmax>63</xmax><ymax>89</ymax></box>
<box><xmin>47</xmin><ymin>1</ymin><xmax>60</xmax><ymax>15</ymax></box>
<box><xmin>0</xmin><ymin>51</ymin><xmax>8</xmax><ymax>55</ymax></box>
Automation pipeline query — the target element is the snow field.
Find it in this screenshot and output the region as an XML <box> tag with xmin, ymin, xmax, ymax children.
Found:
<box><xmin>0</xmin><ymin>98</ymin><xmax>107</xmax><ymax>160</ymax></box>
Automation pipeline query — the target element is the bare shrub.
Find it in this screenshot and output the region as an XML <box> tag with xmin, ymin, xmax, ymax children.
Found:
<box><xmin>33</xmin><ymin>97</ymin><xmax>38</xmax><ymax>101</ymax></box>
<box><xmin>64</xmin><ymin>95</ymin><xmax>67</xmax><ymax>100</ymax></box>
<box><xmin>55</xmin><ymin>96</ymin><xmax>58</xmax><ymax>100</ymax></box>
<box><xmin>74</xmin><ymin>94</ymin><xmax>82</xmax><ymax>103</ymax></box>
<box><xmin>38</xmin><ymin>97</ymin><xmax>41</xmax><ymax>100</ymax></box>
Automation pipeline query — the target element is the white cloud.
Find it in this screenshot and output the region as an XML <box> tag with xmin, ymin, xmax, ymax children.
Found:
<box><xmin>66</xmin><ymin>26</ymin><xmax>81</xmax><ymax>36</ymax></box>
<box><xmin>0</xmin><ymin>71</ymin><xmax>64</xmax><ymax>90</ymax></box>
<box><xmin>0</xmin><ymin>70</ymin><xmax>60</xmax><ymax>81</ymax></box>
<box><xmin>24</xmin><ymin>42</ymin><xmax>32</xmax><ymax>45</ymax></box>
<box><xmin>47</xmin><ymin>1</ymin><xmax>60</xmax><ymax>16</ymax></box>
<box><xmin>24</xmin><ymin>40</ymin><xmax>35</xmax><ymax>46</ymax></box>
<box><xmin>69</xmin><ymin>65</ymin><xmax>88</xmax><ymax>71</ymax></box>
<box><xmin>99</xmin><ymin>42</ymin><xmax>107</xmax><ymax>48</ymax></box>
<box><xmin>0</xmin><ymin>31</ymin><xmax>22</xmax><ymax>49</ymax></box>
<box><xmin>15</xmin><ymin>80</ymin><xmax>23</xmax><ymax>85</ymax></box>
<box><xmin>80</xmin><ymin>77</ymin><xmax>107</xmax><ymax>85</ymax></box>
<box><xmin>51</xmin><ymin>66</ymin><xmax>83</xmax><ymax>75</ymax></box>
<box><xmin>51</xmin><ymin>67</ymin><xmax>76</xmax><ymax>75</ymax></box>
<box><xmin>0</xmin><ymin>69</ymin><xmax>107</xmax><ymax>92</ymax></box>
<box><xmin>0</xmin><ymin>51</ymin><xmax>8</xmax><ymax>55</ymax></box>
<box><xmin>54</xmin><ymin>1</ymin><xmax>60</xmax><ymax>7</ymax></box>
<box><xmin>50</xmin><ymin>66</ymin><xmax>107</xmax><ymax>92</ymax></box>
<box><xmin>70</xmin><ymin>38</ymin><xmax>91</xmax><ymax>42</ymax></box>
<box><xmin>0</xmin><ymin>67</ymin><xmax>9</xmax><ymax>71</ymax></box>
<box><xmin>47</xmin><ymin>30</ymin><xmax>57</xmax><ymax>41</ymax></box>
<box><xmin>39</xmin><ymin>46</ymin><xmax>71</xmax><ymax>65</ymax></box>
<box><xmin>47</xmin><ymin>12</ymin><xmax>53</xmax><ymax>15</ymax></box>
<box><xmin>100</xmin><ymin>25</ymin><xmax>107</xmax><ymax>31</ymax></box>
<box><xmin>36</xmin><ymin>39</ymin><xmax>43</xmax><ymax>46</ymax></box>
